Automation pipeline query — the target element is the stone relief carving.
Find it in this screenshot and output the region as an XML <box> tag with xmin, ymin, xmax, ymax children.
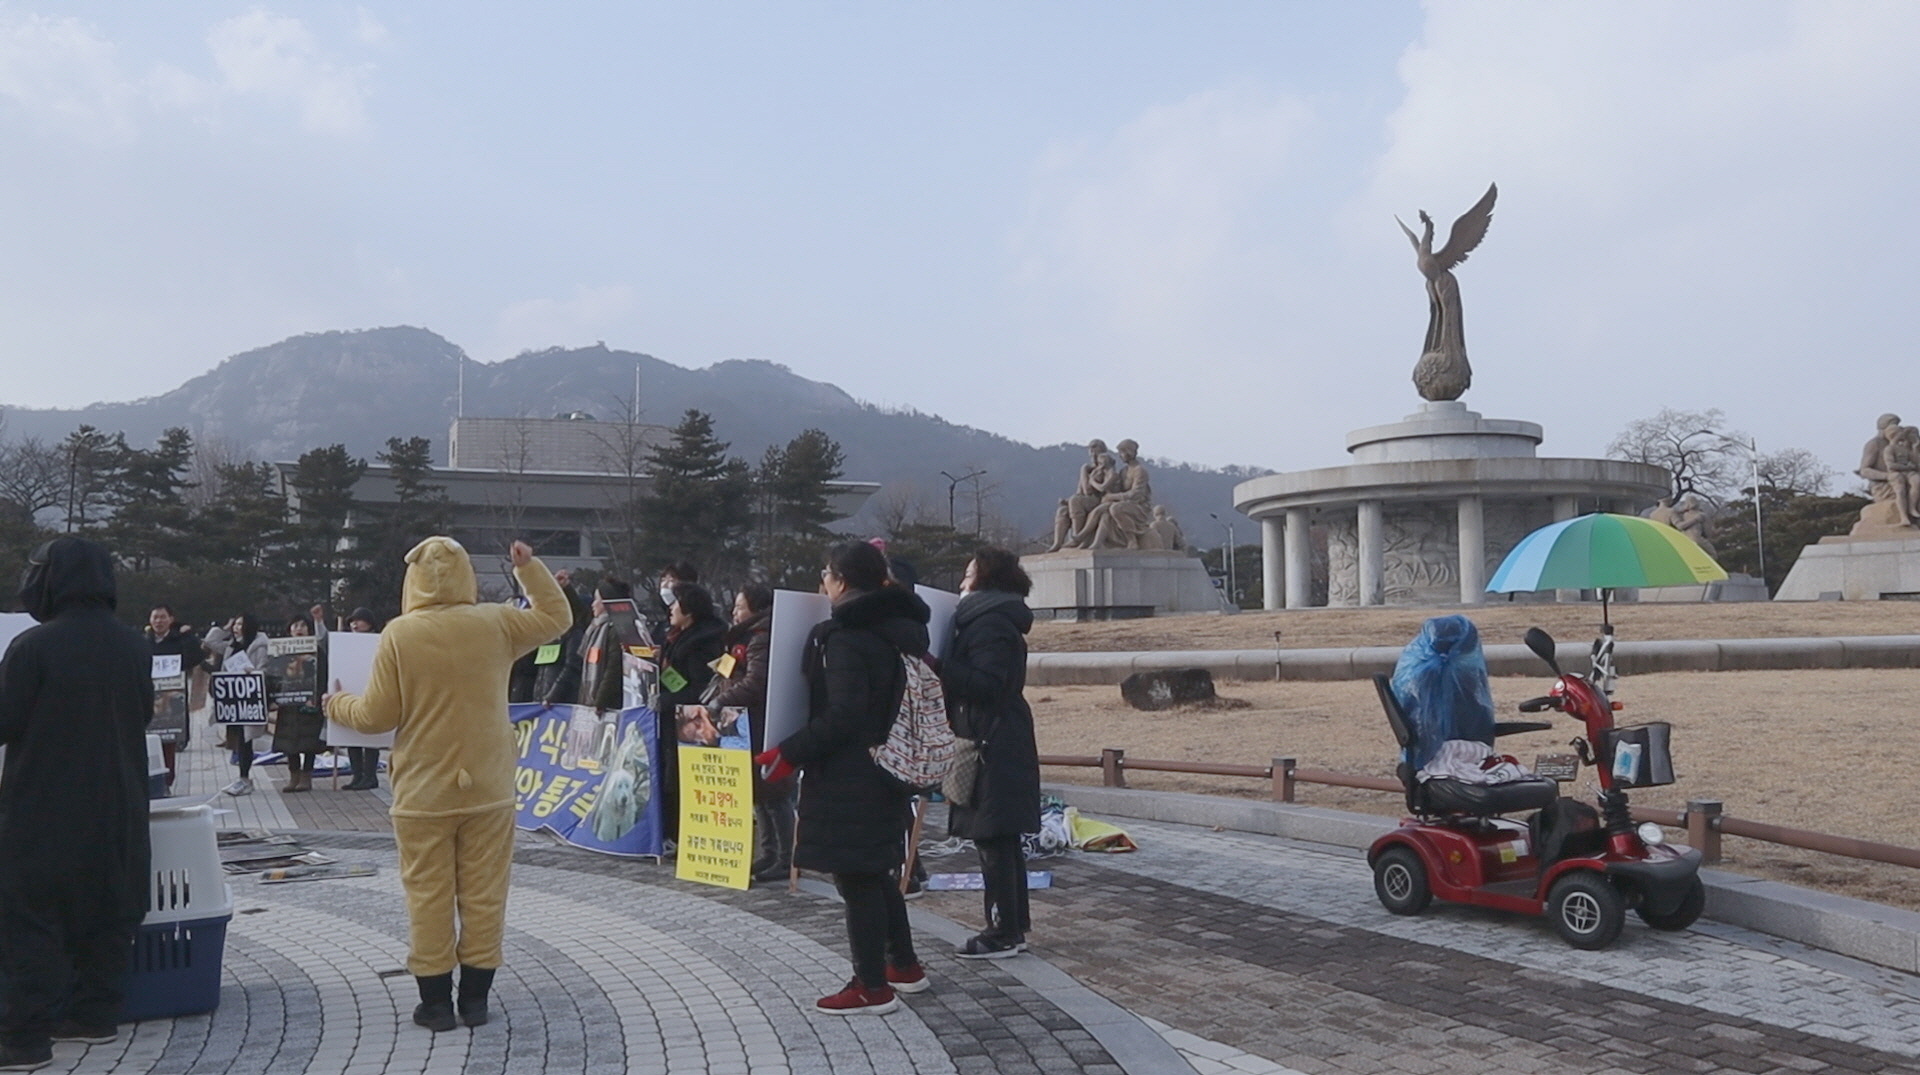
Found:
<box><xmin>1381</xmin><ymin>505</ymin><xmax>1458</xmax><ymax>603</ymax></box>
<box><xmin>1398</xmin><ymin>183</ymin><xmax>1497</xmax><ymax>402</ymax></box>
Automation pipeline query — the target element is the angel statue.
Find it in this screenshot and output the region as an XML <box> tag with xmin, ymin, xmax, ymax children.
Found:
<box><xmin>1397</xmin><ymin>182</ymin><xmax>1497</xmax><ymax>402</ymax></box>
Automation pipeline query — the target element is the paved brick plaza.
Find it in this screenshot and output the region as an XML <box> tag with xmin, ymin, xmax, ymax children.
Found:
<box><xmin>48</xmin><ymin>742</ymin><xmax>1920</xmax><ymax>1074</ymax></box>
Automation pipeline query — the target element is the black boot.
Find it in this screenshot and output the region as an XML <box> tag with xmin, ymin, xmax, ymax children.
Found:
<box><xmin>753</xmin><ymin>799</ymin><xmax>795</xmax><ymax>883</ymax></box>
<box><xmin>413</xmin><ymin>972</ymin><xmax>456</xmax><ymax>1032</ymax></box>
<box><xmin>456</xmin><ymin>965</ymin><xmax>496</xmax><ymax>1027</ymax></box>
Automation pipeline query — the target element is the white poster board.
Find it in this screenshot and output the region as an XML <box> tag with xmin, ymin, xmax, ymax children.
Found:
<box><xmin>0</xmin><ymin>613</ymin><xmax>33</xmax><ymax>655</ymax></box>
<box><xmin>762</xmin><ymin>589</ymin><xmax>831</xmax><ymax>751</ymax></box>
<box><xmin>323</xmin><ymin>631</ymin><xmax>394</xmax><ymax>749</ymax></box>
<box><xmin>917</xmin><ymin>585</ymin><xmax>961</xmax><ymax>660</ymax></box>
<box><xmin>0</xmin><ymin>614</ymin><xmax>33</xmax><ymax>780</ymax></box>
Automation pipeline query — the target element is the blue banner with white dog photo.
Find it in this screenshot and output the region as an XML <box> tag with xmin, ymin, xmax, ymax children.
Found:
<box><xmin>511</xmin><ymin>703</ymin><xmax>664</xmax><ymax>858</ymax></box>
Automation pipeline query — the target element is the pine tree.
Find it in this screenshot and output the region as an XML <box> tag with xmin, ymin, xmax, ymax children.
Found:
<box><xmin>284</xmin><ymin>444</ymin><xmax>368</xmax><ymax>608</ymax></box>
<box><xmin>107</xmin><ymin>427</ymin><xmax>197</xmax><ymax>571</ymax></box>
<box><xmin>754</xmin><ymin>429</ymin><xmax>846</xmax><ymax>588</ymax></box>
<box><xmin>194</xmin><ymin>460</ymin><xmax>292</xmax><ymax>569</ymax></box>
<box><xmin>58</xmin><ymin>425</ymin><xmax>126</xmax><ymax>534</ymax></box>
<box><xmin>637</xmin><ymin>410</ymin><xmax>753</xmax><ymax>579</ymax></box>
<box><xmin>347</xmin><ymin>437</ymin><xmax>453</xmax><ymax>615</ymax></box>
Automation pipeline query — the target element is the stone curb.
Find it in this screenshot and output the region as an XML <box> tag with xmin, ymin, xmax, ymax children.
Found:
<box><xmin>1044</xmin><ymin>782</ymin><xmax>1920</xmax><ymax>976</ymax></box>
<box><xmin>1027</xmin><ymin>634</ymin><xmax>1920</xmax><ymax>685</ymax></box>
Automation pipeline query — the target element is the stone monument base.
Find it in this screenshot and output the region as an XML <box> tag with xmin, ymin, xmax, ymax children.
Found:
<box><xmin>1022</xmin><ymin>549</ymin><xmax>1229</xmax><ymax>619</ymax></box>
<box><xmin>1776</xmin><ymin>535</ymin><xmax>1920</xmax><ymax>601</ymax></box>
<box><xmin>1631</xmin><ymin>573</ymin><xmax>1771</xmax><ymax>604</ymax></box>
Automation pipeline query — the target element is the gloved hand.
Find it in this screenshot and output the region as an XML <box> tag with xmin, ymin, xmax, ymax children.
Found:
<box><xmin>754</xmin><ymin>747</ymin><xmax>795</xmax><ymax>785</ymax></box>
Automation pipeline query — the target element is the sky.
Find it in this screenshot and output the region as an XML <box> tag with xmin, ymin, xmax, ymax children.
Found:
<box><xmin>1</xmin><ymin>1</ymin><xmax>1917</xmax><ymax>486</ymax></box>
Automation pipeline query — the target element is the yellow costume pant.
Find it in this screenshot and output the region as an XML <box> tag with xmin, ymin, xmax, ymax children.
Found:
<box><xmin>392</xmin><ymin>806</ymin><xmax>516</xmax><ymax>976</ymax></box>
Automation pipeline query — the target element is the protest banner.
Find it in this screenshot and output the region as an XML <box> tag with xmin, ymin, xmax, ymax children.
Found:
<box><xmin>263</xmin><ymin>635</ymin><xmax>320</xmax><ymax>706</ymax></box>
<box><xmin>211</xmin><ymin>671</ymin><xmax>268</xmax><ymax>725</ymax></box>
<box><xmin>675</xmin><ymin>704</ymin><xmax>753</xmax><ymax>889</ymax></box>
<box><xmin>149</xmin><ymin>653</ymin><xmax>189</xmax><ymax>744</ymax></box>
<box><xmin>323</xmin><ymin>631</ymin><xmax>393</xmax><ymax>750</ymax></box>
<box><xmin>917</xmin><ymin>585</ymin><xmax>961</xmax><ymax>660</ymax></box>
<box><xmin>512</xmin><ymin>702</ymin><xmax>664</xmax><ymax>858</ymax></box>
<box><xmin>764</xmin><ymin>589</ymin><xmax>830</xmax><ymax>750</ymax></box>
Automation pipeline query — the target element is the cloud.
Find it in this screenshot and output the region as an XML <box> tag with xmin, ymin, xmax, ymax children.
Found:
<box><xmin>207</xmin><ymin>8</ymin><xmax>371</xmax><ymax>135</ymax></box>
<box><xmin>493</xmin><ymin>285</ymin><xmax>640</xmax><ymax>358</ymax></box>
<box><xmin>0</xmin><ymin>12</ymin><xmax>137</xmax><ymax>141</ymax></box>
<box><xmin>353</xmin><ymin>8</ymin><xmax>390</xmax><ymax>48</ymax></box>
<box><xmin>1013</xmin><ymin>85</ymin><xmax>1313</xmax><ymax>337</ymax></box>
<box><xmin>1352</xmin><ymin>0</ymin><xmax>1920</xmax><ymax>474</ymax></box>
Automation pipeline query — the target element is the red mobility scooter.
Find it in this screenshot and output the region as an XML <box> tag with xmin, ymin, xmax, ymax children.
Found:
<box><xmin>1367</xmin><ymin>625</ymin><xmax>1704</xmax><ymax>949</ymax></box>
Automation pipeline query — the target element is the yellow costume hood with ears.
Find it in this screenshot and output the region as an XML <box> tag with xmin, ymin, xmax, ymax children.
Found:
<box><xmin>403</xmin><ymin>535</ymin><xmax>479</xmax><ymax>611</ymax></box>
<box><xmin>327</xmin><ymin>537</ymin><xmax>571</xmax><ymax>818</ymax></box>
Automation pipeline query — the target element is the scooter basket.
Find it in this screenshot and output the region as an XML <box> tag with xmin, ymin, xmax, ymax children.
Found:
<box><xmin>1604</xmin><ymin>722</ymin><xmax>1674</xmax><ymax>788</ymax></box>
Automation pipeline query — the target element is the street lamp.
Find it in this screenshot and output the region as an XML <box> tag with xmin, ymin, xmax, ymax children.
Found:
<box><xmin>1209</xmin><ymin>512</ymin><xmax>1237</xmax><ymax>605</ymax></box>
<box><xmin>940</xmin><ymin>469</ymin><xmax>985</xmax><ymax>531</ymax></box>
<box><xmin>1712</xmin><ymin>433</ymin><xmax>1764</xmax><ymax>581</ymax></box>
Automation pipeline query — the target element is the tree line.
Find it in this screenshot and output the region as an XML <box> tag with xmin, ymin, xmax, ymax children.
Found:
<box><xmin>0</xmin><ymin>408</ymin><xmax>860</xmax><ymax>627</ymax></box>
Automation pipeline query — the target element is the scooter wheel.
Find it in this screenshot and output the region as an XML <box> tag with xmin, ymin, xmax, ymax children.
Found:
<box><xmin>1636</xmin><ymin>877</ymin><xmax>1706</xmax><ymax>931</ymax></box>
<box><xmin>1547</xmin><ymin>871</ymin><xmax>1625</xmax><ymax>949</ymax></box>
<box><xmin>1373</xmin><ymin>846</ymin><xmax>1431</xmax><ymax>915</ymax></box>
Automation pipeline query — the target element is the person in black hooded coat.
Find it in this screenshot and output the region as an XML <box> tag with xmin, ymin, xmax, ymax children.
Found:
<box><xmin>656</xmin><ymin>581</ymin><xmax>726</xmax><ymax>843</ymax></box>
<box><xmin>939</xmin><ymin>547</ymin><xmax>1041</xmax><ymax>958</ymax></box>
<box><xmin>759</xmin><ymin>541</ymin><xmax>929</xmax><ymax>1015</ymax></box>
<box><xmin>0</xmin><ymin>537</ymin><xmax>154</xmax><ymax>1065</ymax></box>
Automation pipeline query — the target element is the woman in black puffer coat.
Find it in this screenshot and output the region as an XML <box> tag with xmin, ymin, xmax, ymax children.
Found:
<box><xmin>939</xmin><ymin>546</ymin><xmax>1040</xmax><ymax>958</ymax></box>
<box><xmin>761</xmin><ymin>541</ymin><xmax>929</xmax><ymax>1015</ymax></box>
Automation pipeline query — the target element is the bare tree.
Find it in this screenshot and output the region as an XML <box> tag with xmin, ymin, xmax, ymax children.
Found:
<box><xmin>587</xmin><ymin>391</ymin><xmax>654</xmax><ymax>576</ymax></box>
<box><xmin>185</xmin><ymin>434</ymin><xmax>247</xmax><ymax>511</ymax></box>
<box><xmin>1606</xmin><ymin>408</ymin><xmax>1748</xmax><ymax>503</ymax></box>
<box><xmin>0</xmin><ymin>434</ymin><xmax>66</xmax><ymax>518</ymax></box>
<box><xmin>1755</xmin><ymin>447</ymin><xmax>1836</xmax><ymax>497</ymax></box>
<box><xmin>483</xmin><ymin>413</ymin><xmax>539</xmax><ymax>541</ymax></box>
<box><xmin>869</xmin><ymin>483</ymin><xmax>932</xmax><ymax>538</ymax></box>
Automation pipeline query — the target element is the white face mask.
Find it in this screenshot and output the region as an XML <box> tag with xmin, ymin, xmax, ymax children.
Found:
<box><xmin>659</xmin><ymin>585</ymin><xmax>676</xmax><ymax>607</ymax></box>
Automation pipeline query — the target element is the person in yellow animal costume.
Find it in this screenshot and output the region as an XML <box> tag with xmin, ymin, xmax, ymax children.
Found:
<box><xmin>326</xmin><ymin>538</ymin><xmax>569</xmax><ymax>1032</ymax></box>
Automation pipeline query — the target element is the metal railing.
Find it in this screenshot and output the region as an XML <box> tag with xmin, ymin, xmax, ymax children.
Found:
<box><xmin>1040</xmin><ymin>749</ymin><xmax>1920</xmax><ymax>870</ymax></box>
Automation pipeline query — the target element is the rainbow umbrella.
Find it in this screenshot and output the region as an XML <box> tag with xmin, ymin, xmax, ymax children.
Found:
<box><xmin>1487</xmin><ymin>512</ymin><xmax>1728</xmax><ymax>625</ymax></box>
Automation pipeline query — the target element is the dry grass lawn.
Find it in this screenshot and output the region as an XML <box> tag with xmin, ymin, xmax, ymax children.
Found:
<box><xmin>1028</xmin><ymin>601</ymin><xmax>1920</xmax><ymax>911</ymax></box>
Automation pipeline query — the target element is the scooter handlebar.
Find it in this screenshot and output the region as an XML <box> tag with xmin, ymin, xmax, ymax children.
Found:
<box><xmin>1518</xmin><ymin>696</ymin><xmax>1558</xmax><ymax>713</ymax></box>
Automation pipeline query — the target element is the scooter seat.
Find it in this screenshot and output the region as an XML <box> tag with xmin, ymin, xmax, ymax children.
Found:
<box><xmin>1418</xmin><ymin>775</ymin><xmax>1560</xmax><ymax>816</ymax></box>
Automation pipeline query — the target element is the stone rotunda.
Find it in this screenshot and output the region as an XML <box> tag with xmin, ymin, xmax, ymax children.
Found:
<box><xmin>1232</xmin><ymin>401</ymin><xmax>1669</xmax><ymax>609</ymax></box>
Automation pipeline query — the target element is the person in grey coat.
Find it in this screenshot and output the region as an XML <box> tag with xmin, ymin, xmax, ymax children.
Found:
<box><xmin>938</xmin><ymin>546</ymin><xmax>1040</xmax><ymax>958</ymax></box>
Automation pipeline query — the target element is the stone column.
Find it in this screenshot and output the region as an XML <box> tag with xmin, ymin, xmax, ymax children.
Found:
<box><xmin>1260</xmin><ymin>517</ymin><xmax>1284</xmax><ymax>610</ymax></box>
<box><xmin>1357</xmin><ymin>500</ymin><xmax>1384</xmax><ymax>606</ymax></box>
<box><xmin>1285</xmin><ymin>507</ymin><xmax>1311</xmax><ymax>610</ymax></box>
<box><xmin>1552</xmin><ymin>495</ymin><xmax>1581</xmax><ymax>603</ymax></box>
<box><xmin>1457</xmin><ymin>494</ymin><xmax>1486</xmax><ymax>604</ymax></box>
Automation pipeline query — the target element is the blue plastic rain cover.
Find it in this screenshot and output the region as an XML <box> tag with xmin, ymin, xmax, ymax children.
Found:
<box><xmin>1389</xmin><ymin>615</ymin><xmax>1496</xmax><ymax>769</ymax></box>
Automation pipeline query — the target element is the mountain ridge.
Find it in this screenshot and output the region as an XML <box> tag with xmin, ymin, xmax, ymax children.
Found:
<box><xmin>0</xmin><ymin>326</ymin><xmax>1267</xmax><ymax>539</ymax></box>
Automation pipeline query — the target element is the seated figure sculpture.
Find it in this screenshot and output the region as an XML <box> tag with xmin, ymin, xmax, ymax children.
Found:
<box><xmin>1852</xmin><ymin>412</ymin><xmax>1920</xmax><ymax>535</ymax></box>
<box><xmin>1076</xmin><ymin>439</ymin><xmax>1155</xmax><ymax>549</ymax></box>
<box><xmin>1050</xmin><ymin>440</ymin><xmax>1115</xmax><ymax>551</ymax></box>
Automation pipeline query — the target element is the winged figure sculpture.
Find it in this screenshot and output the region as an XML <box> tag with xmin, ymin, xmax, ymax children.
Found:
<box><xmin>1397</xmin><ymin>182</ymin><xmax>1497</xmax><ymax>401</ymax></box>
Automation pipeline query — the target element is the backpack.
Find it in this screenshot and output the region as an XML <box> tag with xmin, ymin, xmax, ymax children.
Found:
<box><xmin>869</xmin><ymin>653</ymin><xmax>956</xmax><ymax>790</ymax></box>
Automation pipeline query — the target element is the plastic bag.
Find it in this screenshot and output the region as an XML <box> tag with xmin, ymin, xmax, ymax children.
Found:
<box><xmin>1389</xmin><ymin>615</ymin><xmax>1496</xmax><ymax>770</ymax></box>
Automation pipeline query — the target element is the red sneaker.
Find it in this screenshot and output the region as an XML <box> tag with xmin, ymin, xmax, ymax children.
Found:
<box><xmin>815</xmin><ymin>978</ymin><xmax>900</xmax><ymax>1016</ymax></box>
<box><xmin>885</xmin><ymin>963</ymin><xmax>930</xmax><ymax>994</ymax></box>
